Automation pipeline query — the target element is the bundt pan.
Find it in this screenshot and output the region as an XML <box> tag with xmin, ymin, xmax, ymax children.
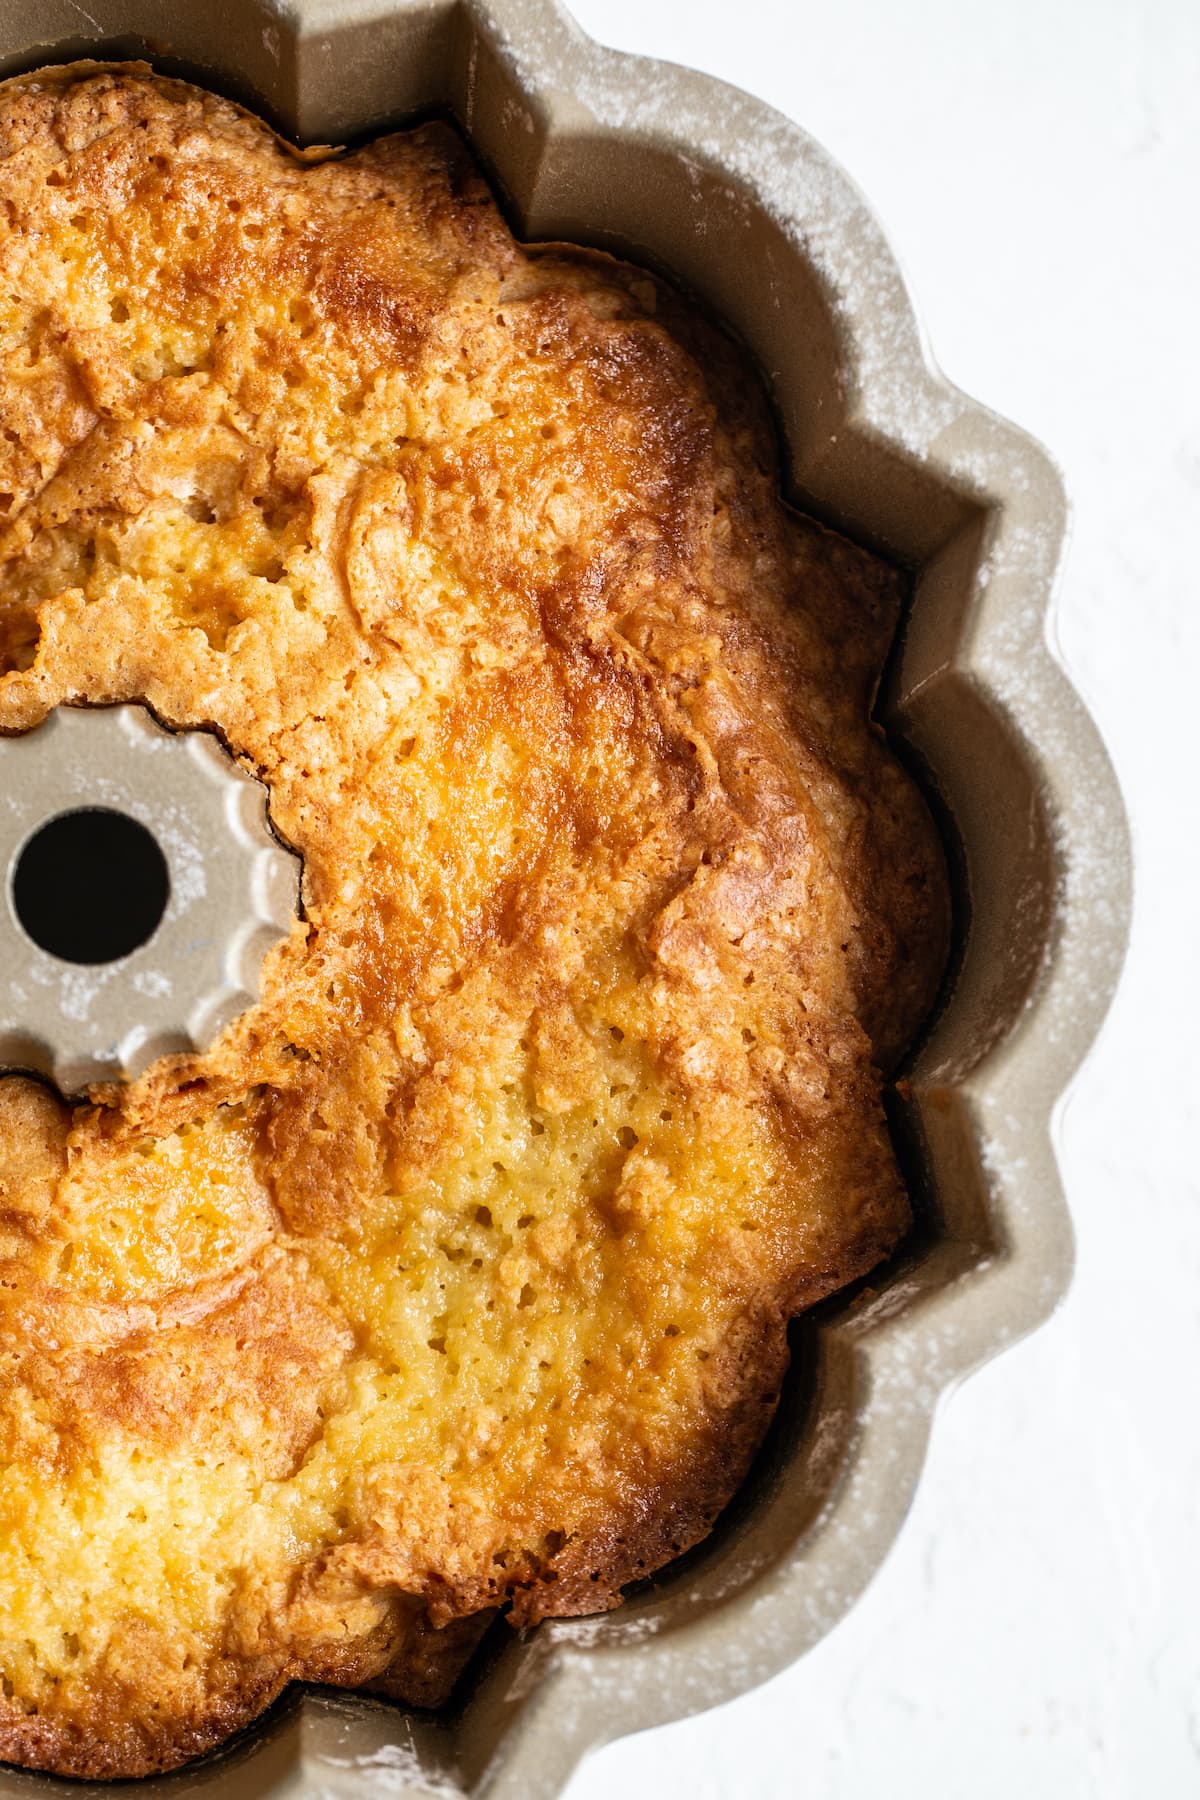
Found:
<box><xmin>0</xmin><ymin>0</ymin><xmax>1130</xmax><ymax>1794</ymax></box>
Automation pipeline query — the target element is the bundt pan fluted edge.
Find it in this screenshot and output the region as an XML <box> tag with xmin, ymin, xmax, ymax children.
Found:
<box><xmin>0</xmin><ymin>0</ymin><xmax>1130</xmax><ymax>1795</ymax></box>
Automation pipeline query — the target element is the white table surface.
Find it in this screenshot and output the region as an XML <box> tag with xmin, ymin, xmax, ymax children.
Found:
<box><xmin>558</xmin><ymin>2</ymin><xmax>1200</xmax><ymax>1795</ymax></box>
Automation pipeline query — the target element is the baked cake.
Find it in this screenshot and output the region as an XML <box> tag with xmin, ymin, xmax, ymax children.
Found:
<box><xmin>0</xmin><ymin>67</ymin><xmax>949</xmax><ymax>1777</ymax></box>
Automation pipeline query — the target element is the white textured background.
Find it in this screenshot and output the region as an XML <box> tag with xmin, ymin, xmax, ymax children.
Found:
<box><xmin>559</xmin><ymin>1</ymin><xmax>1200</xmax><ymax>1795</ymax></box>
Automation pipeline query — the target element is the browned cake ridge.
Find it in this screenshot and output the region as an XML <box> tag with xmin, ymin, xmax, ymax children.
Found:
<box><xmin>0</xmin><ymin>67</ymin><xmax>949</xmax><ymax>1778</ymax></box>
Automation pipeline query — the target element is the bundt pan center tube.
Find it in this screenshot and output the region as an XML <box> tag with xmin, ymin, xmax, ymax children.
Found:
<box><xmin>0</xmin><ymin>1</ymin><xmax>1129</xmax><ymax>1796</ymax></box>
<box><xmin>0</xmin><ymin>705</ymin><xmax>300</xmax><ymax>1095</ymax></box>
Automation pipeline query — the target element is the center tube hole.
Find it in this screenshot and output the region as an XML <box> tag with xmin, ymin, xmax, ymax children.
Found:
<box><xmin>11</xmin><ymin>809</ymin><xmax>170</xmax><ymax>965</ymax></box>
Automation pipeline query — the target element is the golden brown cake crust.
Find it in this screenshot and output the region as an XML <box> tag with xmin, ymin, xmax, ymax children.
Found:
<box><xmin>0</xmin><ymin>67</ymin><xmax>949</xmax><ymax>1777</ymax></box>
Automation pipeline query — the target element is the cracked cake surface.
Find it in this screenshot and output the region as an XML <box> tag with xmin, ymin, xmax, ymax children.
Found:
<box><xmin>0</xmin><ymin>66</ymin><xmax>949</xmax><ymax>1778</ymax></box>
